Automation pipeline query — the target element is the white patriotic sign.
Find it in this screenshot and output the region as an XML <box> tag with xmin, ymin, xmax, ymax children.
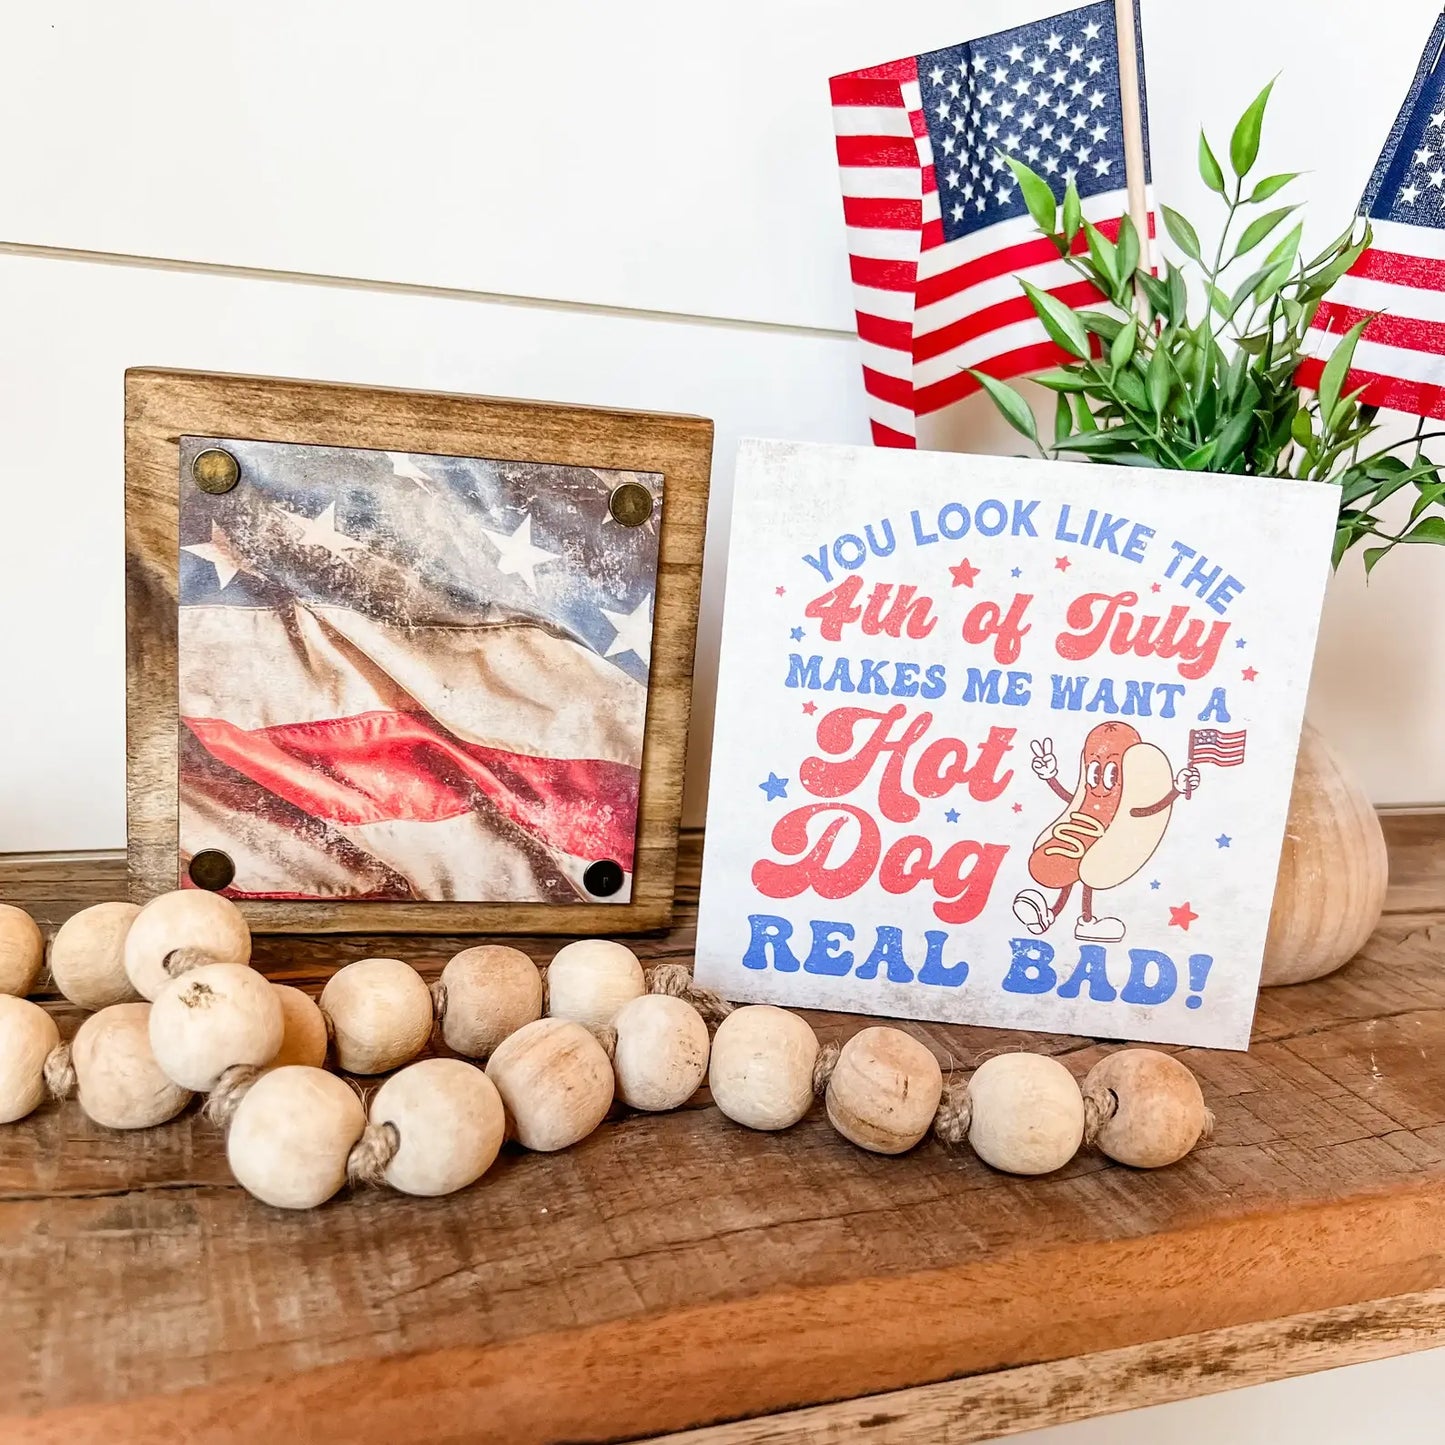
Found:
<box><xmin>695</xmin><ymin>441</ymin><xmax>1338</xmax><ymax>1050</ymax></box>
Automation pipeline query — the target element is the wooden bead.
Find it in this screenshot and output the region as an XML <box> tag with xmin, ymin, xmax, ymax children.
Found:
<box><xmin>148</xmin><ymin>963</ymin><xmax>284</xmax><ymax>1093</ymax></box>
<box><xmin>546</xmin><ymin>939</ymin><xmax>645</xmax><ymax>1028</ymax></box>
<box><xmin>436</xmin><ymin>945</ymin><xmax>543</xmax><ymax>1058</ymax></box>
<box><xmin>48</xmin><ymin>902</ymin><xmax>142</xmax><ymax>1010</ymax></box>
<box><xmin>64</xmin><ymin>1002</ymin><xmax>192</xmax><ymax>1129</ymax></box>
<box><xmin>485</xmin><ymin>1017</ymin><xmax>614</xmax><ymax>1151</ymax></box>
<box><xmin>612</xmin><ymin>994</ymin><xmax>709</xmax><ymax>1112</ymax></box>
<box><xmin>825</xmin><ymin>1027</ymin><xmax>942</xmax><ymax>1155</ymax></box>
<box><xmin>0</xmin><ymin>903</ymin><xmax>45</xmax><ymax>998</ymax></box>
<box><xmin>320</xmin><ymin>958</ymin><xmax>432</xmax><ymax>1075</ymax></box>
<box><xmin>226</xmin><ymin>1066</ymin><xmax>366</xmax><ymax>1210</ymax></box>
<box><xmin>365</xmin><ymin>1058</ymin><xmax>505</xmax><ymax>1196</ymax></box>
<box><xmin>0</xmin><ymin>995</ymin><xmax>59</xmax><ymax>1122</ymax></box>
<box><xmin>123</xmin><ymin>890</ymin><xmax>251</xmax><ymax>1001</ymax></box>
<box><xmin>967</xmin><ymin>1053</ymin><xmax>1084</xmax><ymax>1175</ymax></box>
<box><xmin>1083</xmin><ymin>1049</ymin><xmax>1210</xmax><ymax>1168</ymax></box>
<box><xmin>270</xmin><ymin>986</ymin><xmax>330</xmax><ymax>1069</ymax></box>
<box><xmin>709</xmin><ymin>1005</ymin><xmax>818</xmax><ymax>1132</ymax></box>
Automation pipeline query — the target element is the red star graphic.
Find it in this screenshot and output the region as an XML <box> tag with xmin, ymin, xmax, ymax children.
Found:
<box><xmin>1150</xmin><ymin>582</ymin><xmax>1162</xmax><ymax>593</ymax></box>
<box><xmin>1242</xmin><ymin>666</ymin><xmax>1258</xmax><ymax>682</ymax></box>
<box><xmin>1054</xmin><ymin>555</ymin><xmax>1071</xmax><ymax>571</ymax></box>
<box><xmin>949</xmin><ymin>558</ymin><xmax>980</xmax><ymax>588</ymax></box>
<box><xmin>1169</xmin><ymin>902</ymin><xmax>1199</xmax><ymax>931</ymax></box>
<box><xmin>774</xmin><ymin>585</ymin><xmax>786</xmax><ymax>596</ymax></box>
<box><xmin>801</xmin><ymin>700</ymin><xmax>818</xmax><ymax>715</ymax></box>
<box><xmin>1011</xmin><ymin>802</ymin><xmax>1023</xmax><ymax>813</ymax></box>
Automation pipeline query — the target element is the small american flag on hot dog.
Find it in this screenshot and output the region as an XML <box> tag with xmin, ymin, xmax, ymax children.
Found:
<box><xmin>1188</xmin><ymin>728</ymin><xmax>1247</xmax><ymax>768</ymax></box>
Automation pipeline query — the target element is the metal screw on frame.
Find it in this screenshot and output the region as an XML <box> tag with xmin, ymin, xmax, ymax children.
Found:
<box><xmin>583</xmin><ymin>859</ymin><xmax>625</xmax><ymax>897</ymax></box>
<box><xmin>192</xmin><ymin>448</ymin><xmax>241</xmax><ymax>495</ymax></box>
<box><xmin>188</xmin><ymin>849</ymin><xmax>237</xmax><ymax>892</ymax></box>
<box><xmin>608</xmin><ymin>482</ymin><xmax>654</xmax><ymax>528</ymax></box>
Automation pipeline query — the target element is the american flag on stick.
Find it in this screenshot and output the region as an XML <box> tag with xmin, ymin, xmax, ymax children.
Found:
<box><xmin>830</xmin><ymin>0</ymin><xmax>1155</xmax><ymax>448</ymax></box>
<box><xmin>1189</xmin><ymin>728</ymin><xmax>1248</xmax><ymax>769</ymax></box>
<box><xmin>176</xmin><ymin>438</ymin><xmax>659</xmax><ymax>904</ymax></box>
<box><xmin>1299</xmin><ymin>10</ymin><xmax>1445</xmax><ymax>417</ymax></box>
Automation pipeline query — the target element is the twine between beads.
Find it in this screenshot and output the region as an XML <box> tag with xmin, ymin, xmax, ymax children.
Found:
<box><xmin>161</xmin><ymin>946</ymin><xmax>218</xmax><ymax>980</ymax></box>
<box><xmin>932</xmin><ymin>1079</ymin><xmax>972</xmax><ymax>1146</ymax></box>
<box><xmin>647</xmin><ymin>963</ymin><xmax>734</xmax><ymax>1025</ymax></box>
<box><xmin>347</xmin><ymin>1120</ymin><xmax>400</xmax><ymax>1187</ymax></box>
<box><xmin>203</xmin><ymin>1064</ymin><xmax>266</xmax><ymax>1129</ymax></box>
<box><xmin>43</xmin><ymin>1043</ymin><xmax>76</xmax><ymax>1101</ymax></box>
<box><xmin>1082</xmin><ymin>1085</ymin><xmax>1119</xmax><ymax>1146</ymax></box>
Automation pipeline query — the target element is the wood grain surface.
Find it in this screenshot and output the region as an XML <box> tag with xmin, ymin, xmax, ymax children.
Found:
<box><xmin>0</xmin><ymin>818</ymin><xmax>1442</xmax><ymax>1444</ymax></box>
<box><xmin>124</xmin><ymin>367</ymin><xmax>712</xmax><ymax>934</ymax></box>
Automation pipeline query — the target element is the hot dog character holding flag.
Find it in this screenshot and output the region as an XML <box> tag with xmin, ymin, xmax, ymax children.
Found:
<box><xmin>1012</xmin><ymin>722</ymin><xmax>1201</xmax><ymax>944</ymax></box>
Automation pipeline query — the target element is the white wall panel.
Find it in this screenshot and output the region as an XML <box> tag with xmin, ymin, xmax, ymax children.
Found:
<box><xmin>3</xmin><ymin>1</ymin><xmax>1438</xmax><ymax>330</ymax></box>
<box><xmin>0</xmin><ymin>250</ymin><xmax>867</xmax><ymax>850</ymax></box>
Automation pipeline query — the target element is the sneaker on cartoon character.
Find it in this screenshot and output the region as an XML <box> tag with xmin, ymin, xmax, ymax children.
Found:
<box><xmin>1012</xmin><ymin>889</ymin><xmax>1055</xmax><ymax>935</ymax></box>
<box><xmin>1074</xmin><ymin>915</ymin><xmax>1126</xmax><ymax>943</ymax></box>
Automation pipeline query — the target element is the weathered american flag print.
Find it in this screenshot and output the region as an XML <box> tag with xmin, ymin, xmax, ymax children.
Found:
<box><xmin>1300</xmin><ymin>10</ymin><xmax>1445</xmax><ymax>418</ymax></box>
<box><xmin>177</xmin><ymin>437</ymin><xmax>661</xmax><ymax>903</ymax></box>
<box><xmin>831</xmin><ymin>0</ymin><xmax>1154</xmax><ymax>447</ymax></box>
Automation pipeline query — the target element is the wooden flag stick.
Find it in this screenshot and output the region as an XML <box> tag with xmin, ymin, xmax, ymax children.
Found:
<box><xmin>1114</xmin><ymin>0</ymin><xmax>1151</xmax><ymax>302</ymax></box>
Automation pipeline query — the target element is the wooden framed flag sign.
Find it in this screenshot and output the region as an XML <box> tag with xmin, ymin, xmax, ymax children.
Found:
<box><xmin>695</xmin><ymin>441</ymin><xmax>1337</xmax><ymax>1049</ymax></box>
<box><xmin>125</xmin><ymin>369</ymin><xmax>711</xmax><ymax>934</ymax></box>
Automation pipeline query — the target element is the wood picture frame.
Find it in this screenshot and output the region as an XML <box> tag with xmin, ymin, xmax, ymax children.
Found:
<box><xmin>124</xmin><ymin>368</ymin><xmax>711</xmax><ymax>933</ymax></box>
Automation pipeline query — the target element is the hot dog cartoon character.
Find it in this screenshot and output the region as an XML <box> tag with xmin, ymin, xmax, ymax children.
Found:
<box><xmin>1012</xmin><ymin>722</ymin><xmax>1200</xmax><ymax>943</ymax></box>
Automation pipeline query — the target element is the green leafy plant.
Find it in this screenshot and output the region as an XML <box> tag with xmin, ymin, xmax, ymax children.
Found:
<box><xmin>971</xmin><ymin>81</ymin><xmax>1445</xmax><ymax>573</ymax></box>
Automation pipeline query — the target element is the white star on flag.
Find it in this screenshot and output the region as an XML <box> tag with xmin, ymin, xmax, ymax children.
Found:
<box><xmin>388</xmin><ymin>452</ymin><xmax>437</xmax><ymax>496</ymax></box>
<box><xmin>600</xmin><ymin>596</ymin><xmax>653</xmax><ymax>663</ymax></box>
<box><xmin>282</xmin><ymin>502</ymin><xmax>367</xmax><ymax>560</ymax></box>
<box><xmin>182</xmin><ymin>522</ymin><xmax>259</xmax><ymax>591</ymax></box>
<box><xmin>482</xmin><ymin>513</ymin><xmax>558</xmax><ymax>593</ymax></box>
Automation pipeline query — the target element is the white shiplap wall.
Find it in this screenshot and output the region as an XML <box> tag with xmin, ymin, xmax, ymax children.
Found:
<box><xmin>2</xmin><ymin>2</ymin><xmax>1444</xmax><ymax>1437</ymax></box>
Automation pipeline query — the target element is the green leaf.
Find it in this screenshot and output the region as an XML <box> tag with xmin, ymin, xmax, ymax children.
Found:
<box><xmin>1166</xmin><ymin>265</ymin><xmax>1188</xmax><ymax>331</ymax></box>
<box><xmin>1213</xmin><ymin>407</ymin><xmax>1256</xmax><ymax>470</ymax></box>
<box><xmin>1114</xmin><ymin>367</ymin><xmax>1148</xmax><ymax>412</ymax></box>
<box><xmin>1404</xmin><ymin>514</ymin><xmax>1445</xmax><ymax>544</ymax></box>
<box><xmin>1199</xmin><ymin>131</ymin><xmax>1226</xmax><ymax>195</ymax></box>
<box><xmin>1073</xmin><ymin>393</ymin><xmax>1098</xmax><ymax>432</ymax></box>
<box><xmin>1083</xmin><ymin>221</ymin><xmax>1120</xmax><ymax>295</ymax></box>
<box><xmin>1233</xmin><ymin>205</ymin><xmax>1299</xmax><ymax>259</ymax></box>
<box><xmin>1054</xmin><ymin>425</ymin><xmax>1146</xmax><ymax>454</ymax></box>
<box><xmin>1248</xmin><ymin>171</ymin><xmax>1301</xmax><ymax>203</ymax></box>
<box><xmin>1315</xmin><ymin>317</ymin><xmax>1371</xmax><ymax>429</ymax></box>
<box><xmin>1078</xmin><ymin>309</ymin><xmax>1124</xmax><ymax>341</ymax></box>
<box><xmin>1115</xmin><ymin>216</ymin><xmax>1141</xmax><ymax>298</ymax></box>
<box><xmin>1062</xmin><ymin>180</ymin><xmax>1083</xmax><ymax>243</ymax></box>
<box><xmin>966</xmin><ymin>370</ymin><xmax>1039</xmax><ymax>444</ymax></box>
<box><xmin>1206</xmin><ymin>282</ymin><xmax>1232</xmax><ymax>319</ymax></box>
<box><xmin>1230</xmin><ymin>78</ymin><xmax>1275</xmax><ymax>179</ymax></box>
<box><xmin>1109</xmin><ymin>321</ymin><xmax>1137</xmax><ymax>372</ymax></box>
<box><xmin>1020</xmin><ymin>278</ymin><xmax>1092</xmax><ymax>360</ymax></box>
<box><xmin>1031</xmin><ymin>368</ymin><xmax>1090</xmax><ymax>393</ymax></box>
<box><xmin>1139</xmin><ymin>272</ymin><xmax>1171</xmax><ymax>319</ymax></box>
<box><xmin>1006</xmin><ymin>156</ymin><xmax>1059</xmax><ymax>236</ymax></box>
<box><xmin>1253</xmin><ymin>259</ymin><xmax>1294</xmax><ymax>308</ymax></box>
<box><xmin>1053</xmin><ymin>393</ymin><xmax>1073</xmax><ymax>447</ymax></box>
<box><xmin>1146</xmin><ymin>344</ymin><xmax>1173</xmax><ymax>416</ymax></box>
<box><xmin>1290</xmin><ymin>408</ymin><xmax>1314</xmax><ymax>447</ymax></box>
<box><xmin>1181</xmin><ymin>441</ymin><xmax>1218</xmax><ymax>470</ymax></box>
<box><xmin>1160</xmin><ymin>205</ymin><xmax>1202</xmax><ymax>263</ymax></box>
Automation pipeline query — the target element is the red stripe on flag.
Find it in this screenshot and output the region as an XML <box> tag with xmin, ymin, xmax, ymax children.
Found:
<box><xmin>830</xmin><ymin>59</ymin><xmax>918</xmax><ymax>94</ymax></box>
<box><xmin>862</xmin><ymin>367</ymin><xmax>915</xmax><ymax>408</ymax></box>
<box><xmin>1295</xmin><ymin>355</ymin><xmax>1445</xmax><ymax>421</ymax></box>
<box><xmin>1311</xmin><ymin>299</ymin><xmax>1445</xmax><ymax>355</ymax></box>
<box><xmin>183</xmin><ymin>711</ymin><xmax>639</xmax><ymax>869</ymax></box>
<box><xmin>856</xmin><ymin>311</ymin><xmax>913</xmax><ymax>349</ymax></box>
<box><xmin>850</xmin><ymin>256</ymin><xmax>916</xmax><ymax>290</ymax></box>
<box><xmin>913</xmin><ymin>278</ymin><xmax>1103</xmax><ymax>363</ymax></box>
<box><xmin>871</xmin><ymin>420</ymin><xmax>917</xmax><ymax>448</ymax></box>
<box><xmin>835</xmin><ymin>136</ymin><xmax>919</xmax><ymax>167</ymax></box>
<box><xmin>911</xmin><ymin>340</ymin><xmax>1074</xmax><ymax>416</ymax></box>
<box><xmin>1349</xmin><ymin>246</ymin><xmax>1445</xmax><ymax>293</ymax></box>
<box><xmin>844</xmin><ymin>196</ymin><xmax>923</xmax><ymax>229</ymax></box>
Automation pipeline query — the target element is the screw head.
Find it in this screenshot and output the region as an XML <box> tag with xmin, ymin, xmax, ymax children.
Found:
<box><xmin>582</xmin><ymin>859</ymin><xmax>625</xmax><ymax>897</ymax></box>
<box><xmin>608</xmin><ymin>481</ymin><xmax>655</xmax><ymax>528</ymax></box>
<box><xmin>187</xmin><ymin>849</ymin><xmax>236</xmax><ymax>892</ymax></box>
<box><xmin>192</xmin><ymin>448</ymin><xmax>240</xmax><ymax>495</ymax></box>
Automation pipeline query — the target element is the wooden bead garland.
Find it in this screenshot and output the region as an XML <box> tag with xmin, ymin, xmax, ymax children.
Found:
<box><xmin>432</xmin><ymin>944</ymin><xmax>543</xmax><ymax>1059</ymax></box>
<box><xmin>1082</xmin><ymin>1049</ymin><xmax>1213</xmax><ymax>1168</ymax></box>
<box><xmin>123</xmin><ymin>889</ymin><xmax>252</xmax><ymax>1001</ymax></box>
<box><xmin>611</xmin><ymin>993</ymin><xmax>710</xmax><ymax>1112</ymax></box>
<box><xmin>485</xmin><ymin>1017</ymin><xmax>615</xmax><ymax>1151</ymax></box>
<box><xmin>0</xmin><ymin>995</ymin><xmax>60</xmax><ymax>1122</ymax></box>
<box><xmin>814</xmin><ymin>1026</ymin><xmax>943</xmax><ymax>1155</ymax></box>
<box><xmin>320</xmin><ymin>958</ymin><xmax>433</xmax><ymax>1075</ymax></box>
<box><xmin>45</xmin><ymin>1001</ymin><xmax>192</xmax><ymax>1129</ymax></box>
<box><xmin>708</xmin><ymin>1005</ymin><xmax>819</xmax><ymax>1131</ymax></box>
<box><xmin>48</xmin><ymin>901</ymin><xmax>143</xmax><ymax>1010</ymax></box>
<box><xmin>270</xmin><ymin>985</ymin><xmax>330</xmax><ymax>1070</ymax></box>
<box><xmin>349</xmin><ymin>1058</ymin><xmax>506</xmax><ymax>1197</ymax></box>
<box><xmin>544</xmin><ymin>939</ymin><xmax>645</xmax><ymax>1028</ymax></box>
<box><xmin>0</xmin><ymin>903</ymin><xmax>46</xmax><ymax>998</ymax></box>
<box><xmin>148</xmin><ymin>962</ymin><xmax>285</xmax><ymax>1093</ymax></box>
<box><xmin>957</xmin><ymin>1053</ymin><xmax>1086</xmax><ymax>1175</ymax></box>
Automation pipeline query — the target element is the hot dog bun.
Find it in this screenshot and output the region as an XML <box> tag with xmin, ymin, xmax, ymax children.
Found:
<box><xmin>1079</xmin><ymin>742</ymin><xmax>1172</xmax><ymax>888</ymax></box>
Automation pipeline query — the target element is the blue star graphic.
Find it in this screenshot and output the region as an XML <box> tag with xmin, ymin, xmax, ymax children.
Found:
<box><xmin>1149</xmin><ymin>879</ymin><xmax>1161</xmax><ymax>890</ymax></box>
<box><xmin>759</xmin><ymin>772</ymin><xmax>789</xmax><ymax>801</ymax></box>
<box><xmin>1010</xmin><ymin>566</ymin><xmax>1022</xmax><ymax>578</ymax></box>
<box><xmin>1216</xmin><ymin>834</ymin><xmax>1232</xmax><ymax>848</ymax></box>
<box><xmin>1235</xmin><ymin>637</ymin><xmax>1247</xmax><ymax>648</ymax></box>
<box><xmin>790</xmin><ymin>626</ymin><xmax>805</xmax><ymax>641</ymax></box>
<box><xmin>945</xmin><ymin>808</ymin><xmax>960</xmax><ymax>823</ymax></box>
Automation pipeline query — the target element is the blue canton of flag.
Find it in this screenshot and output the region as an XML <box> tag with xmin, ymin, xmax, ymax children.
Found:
<box><xmin>918</xmin><ymin>2</ymin><xmax>1150</xmax><ymax>245</ymax></box>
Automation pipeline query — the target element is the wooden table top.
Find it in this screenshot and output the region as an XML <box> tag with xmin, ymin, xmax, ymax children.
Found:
<box><xmin>3</xmin><ymin>820</ymin><xmax>1445</xmax><ymax>1445</ymax></box>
